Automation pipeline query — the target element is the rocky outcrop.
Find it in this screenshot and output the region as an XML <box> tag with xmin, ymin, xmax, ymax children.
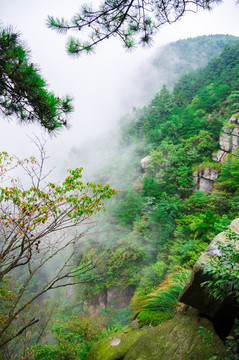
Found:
<box><xmin>86</xmin><ymin>313</ymin><xmax>227</xmax><ymax>360</ymax></box>
<box><xmin>179</xmin><ymin>218</ymin><xmax>239</xmax><ymax>340</ymax></box>
<box><xmin>213</xmin><ymin>115</ymin><xmax>239</xmax><ymax>159</ymax></box>
<box><xmin>85</xmin><ymin>322</ymin><xmax>149</xmax><ymax>360</ymax></box>
<box><xmin>179</xmin><ymin>232</ymin><xmax>239</xmax><ymax>318</ymax></box>
<box><xmin>194</xmin><ymin>115</ymin><xmax>239</xmax><ymax>193</ymax></box>
<box><xmin>193</xmin><ymin>164</ymin><xmax>220</xmax><ymax>193</ymax></box>
<box><xmin>219</xmin><ymin>116</ymin><xmax>239</xmax><ymax>154</ymax></box>
<box><xmin>124</xmin><ymin>313</ymin><xmax>227</xmax><ymax>360</ymax></box>
<box><xmin>85</xmin><ymin>286</ymin><xmax>135</xmax><ymax>316</ymax></box>
<box><xmin>86</xmin><ymin>218</ymin><xmax>239</xmax><ymax>360</ymax></box>
<box><xmin>140</xmin><ymin>156</ymin><xmax>151</xmax><ymax>171</ymax></box>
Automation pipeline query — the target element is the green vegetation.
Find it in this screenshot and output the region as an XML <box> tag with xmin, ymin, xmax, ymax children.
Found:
<box><xmin>28</xmin><ymin>314</ymin><xmax>120</xmax><ymax>360</ymax></box>
<box><xmin>201</xmin><ymin>230</ymin><xmax>239</xmax><ymax>359</ymax></box>
<box><xmin>152</xmin><ymin>35</ymin><xmax>239</xmax><ymax>90</ymax></box>
<box><xmin>131</xmin><ymin>269</ymin><xmax>191</xmax><ymax>327</ymax></box>
<box><xmin>0</xmin><ymin>28</ymin><xmax>73</xmax><ymax>131</ymax></box>
<box><xmin>2</xmin><ymin>36</ymin><xmax>239</xmax><ymax>359</ymax></box>
<box><xmin>72</xmin><ymin>39</ymin><xmax>239</xmax><ymax>336</ymax></box>
<box><xmin>202</xmin><ymin>229</ymin><xmax>239</xmax><ymax>302</ymax></box>
<box><xmin>0</xmin><ymin>142</ymin><xmax>117</xmax><ymax>358</ymax></box>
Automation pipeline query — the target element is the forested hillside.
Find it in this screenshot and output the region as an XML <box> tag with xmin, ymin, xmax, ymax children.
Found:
<box><xmin>70</xmin><ymin>39</ymin><xmax>239</xmax><ymax>338</ymax></box>
<box><xmin>2</xmin><ymin>36</ymin><xmax>239</xmax><ymax>360</ymax></box>
<box><xmin>67</xmin><ymin>34</ymin><xmax>239</xmax><ymax>177</ymax></box>
<box><xmin>131</xmin><ymin>34</ymin><xmax>239</xmax><ymax>105</ymax></box>
<box><xmin>78</xmin><ymin>38</ymin><xmax>239</xmax><ymax>302</ymax></box>
<box><xmin>153</xmin><ymin>34</ymin><xmax>239</xmax><ymax>88</ymax></box>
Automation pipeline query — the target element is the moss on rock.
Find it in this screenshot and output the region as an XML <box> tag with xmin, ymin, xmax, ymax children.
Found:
<box><xmin>85</xmin><ymin>322</ymin><xmax>148</xmax><ymax>360</ymax></box>
<box><xmin>86</xmin><ymin>313</ymin><xmax>227</xmax><ymax>360</ymax></box>
<box><xmin>124</xmin><ymin>315</ymin><xmax>227</xmax><ymax>360</ymax></box>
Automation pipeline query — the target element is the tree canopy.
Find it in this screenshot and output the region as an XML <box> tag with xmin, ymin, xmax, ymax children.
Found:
<box><xmin>47</xmin><ymin>0</ymin><xmax>222</xmax><ymax>55</ymax></box>
<box><xmin>0</xmin><ymin>28</ymin><xmax>73</xmax><ymax>132</ymax></box>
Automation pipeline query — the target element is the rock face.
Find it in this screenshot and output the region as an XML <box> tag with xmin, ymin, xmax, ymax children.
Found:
<box><xmin>193</xmin><ymin>165</ymin><xmax>220</xmax><ymax>193</ymax></box>
<box><xmin>194</xmin><ymin>115</ymin><xmax>239</xmax><ymax>193</ymax></box>
<box><xmin>218</xmin><ymin>115</ymin><xmax>239</xmax><ymax>155</ymax></box>
<box><xmin>213</xmin><ymin>116</ymin><xmax>239</xmax><ymax>158</ymax></box>
<box><xmin>86</xmin><ymin>286</ymin><xmax>135</xmax><ymax>316</ymax></box>
<box><xmin>212</xmin><ymin>149</ymin><xmax>229</xmax><ymax>163</ymax></box>
<box><xmin>179</xmin><ymin>218</ymin><xmax>239</xmax><ymax>340</ymax></box>
<box><xmin>219</xmin><ymin>124</ymin><xmax>239</xmax><ymax>153</ymax></box>
<box><xmin>86</xmin><ymin>314</ymin><xmax>227</xmax><ymax>360</ymax></box>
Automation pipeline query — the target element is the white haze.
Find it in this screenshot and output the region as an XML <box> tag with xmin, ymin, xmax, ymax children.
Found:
<box><xmin>1</xmin><ymin>0</ymin><xmax>239</xmax><ymax>182</ymax></box>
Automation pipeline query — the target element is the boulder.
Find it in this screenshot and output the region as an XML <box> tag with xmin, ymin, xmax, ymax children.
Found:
<box><xmin>197</xmin><ymin>178</ymin><xmax>214</xmax><ymax>194</ymax></box>
<box><xmin>86</xmin><ymin>314</ymin><xmax>227</xmax><ymax>360</ymax></box>
<box><xmin>230</xmin><ymin>218</ymin><xmax>239</xmax><ymax>233</ymax></box>
<box><xmin>85</xmin><ymin>322</ymin><xmax>148</xmax><ymax>360</ymax></box>
<box><xmin>140</xmin><ymin>156</ymin><xmax>151</xmax><ymax>171</ymax></box>
<box><xmin>179</xmin><ymin>220</ymin><xmax>239</xmax><ymax>320</ymax></box>
<box><xmin>124</xmin><ymin>314</ymin><xmax>227</xmax><ymax>360</ymax></box>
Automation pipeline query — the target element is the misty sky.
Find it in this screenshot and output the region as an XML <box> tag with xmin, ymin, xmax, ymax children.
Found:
<box><xmin>1</xmin><ymin>0</ymin><xmax>239</xmax><ymax>179</ymax></box>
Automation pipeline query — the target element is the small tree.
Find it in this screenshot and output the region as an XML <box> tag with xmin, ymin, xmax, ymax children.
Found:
<box><xmin>0</xmin><ymin>28</ymin><xmax>73</xmax><ymax>132</ymax></box>
<box><xmin>47</xmin><ymin>0</ymin><xmax>222</xmax><ymax>55</ymax></box>
<box><xmin>0</xmin><ymin>139</ymin><xmax>117</xmax><ymax>350</ymax></box>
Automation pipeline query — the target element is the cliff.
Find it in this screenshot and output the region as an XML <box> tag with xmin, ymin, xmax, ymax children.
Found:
<box><xmin>193</xmin><ymin>115</ymin><xmax>239</xmax><ymax>193</ymax></box>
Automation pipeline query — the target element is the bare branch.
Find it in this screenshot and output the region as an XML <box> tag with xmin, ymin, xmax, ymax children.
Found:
<box><xmin>0</xmin><ymin>139</ymin><xmax>117</xmax><ymax>347</ymax></box>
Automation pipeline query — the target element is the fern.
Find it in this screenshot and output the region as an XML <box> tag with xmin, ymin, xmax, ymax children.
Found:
<box><xmin>131</xmin><ymin>269</ymin><xmax>191</xmax><ymax>327</ymax></box>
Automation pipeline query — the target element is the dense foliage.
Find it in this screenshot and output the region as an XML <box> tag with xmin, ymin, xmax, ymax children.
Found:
<box><xmin>75</xmin><ymin>40</ymin><xmax>239</xmax><ymax>312</ymax></box>
<box><xmin>28</xmin><ymin>314</ymin><xmax>120</xmax><ymax>360</ymax></box>
<box><xmin>3</xmin><ymin>36</ymin><xmax>239</xmax><ymax>359</ymax></box>
<box><xmin>202</xmin><ymin>230</ymin><xmax>239</xmax><ymax>304</ymax></box>
<box><xmin>201</xmin><ymin>230</ymin><xmax>239</xmax><ymax>358</ymax></box>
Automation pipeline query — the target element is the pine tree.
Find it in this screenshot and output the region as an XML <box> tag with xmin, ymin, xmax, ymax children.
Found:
<box><xmin>0</xmin><ymin>28</ymin><xmax>73</xmax><ymax>132</ymax></box>
<box><xmin>47</xmin><ymin>0</ymin><xmax>222</xmax><ymax>55</ymax></box>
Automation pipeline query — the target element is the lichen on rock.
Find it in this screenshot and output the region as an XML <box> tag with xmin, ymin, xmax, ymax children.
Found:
<box><xmin>85</xmin><ymin>322</ymin><xmax>148</xmax><ymax>360</ymax></box>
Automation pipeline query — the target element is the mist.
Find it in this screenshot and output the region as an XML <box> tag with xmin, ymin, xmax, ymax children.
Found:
<box><xmin>1</xmin><ymin>0</ymin><xmax>239</xmax><ymax>182</ymax></box>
